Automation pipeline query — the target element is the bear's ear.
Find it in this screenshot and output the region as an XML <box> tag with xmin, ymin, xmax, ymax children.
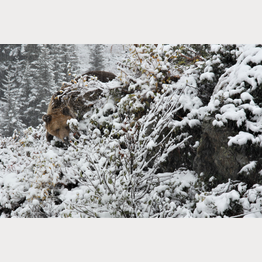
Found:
<box><xmin>62</xmin><ymin>107</ymin><xmax>70</xmax><ymax>116</ymax></box>
<box><xmin>42</xmin><ymin>114</ymin><xmax>52</xmax><ymax>123</ymax></box>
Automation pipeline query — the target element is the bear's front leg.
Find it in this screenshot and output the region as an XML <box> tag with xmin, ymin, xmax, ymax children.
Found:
<box><xmin>46</xmin><ymin>131</ymin><xmax>54</xmax><ymax>142</ymax></box>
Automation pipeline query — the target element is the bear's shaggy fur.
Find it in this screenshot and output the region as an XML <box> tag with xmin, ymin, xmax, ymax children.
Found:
<box><xmin>75</xmin><ymin>70</ymin><xmax>116</xmax><ymax>83</ymax></box>
<box><xmin>42</xmin><ymin>71</ymin><xmax>116</xmax><ymax>142</ymax></box>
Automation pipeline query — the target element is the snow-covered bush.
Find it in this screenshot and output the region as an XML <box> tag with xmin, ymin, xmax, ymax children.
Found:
<box><xmin>197</xmin><ymin>45</ymin><xmax>262</xmax><ymax>186</ymax></box>
<box><xmin>2</xmin><ymin>123</ymin><xmax>262</xmax><ymax>218</ymax></box>
<box><xmin>59</xmin><ymin>44</ymin><xmax>206</xmax><ymax>217</ymax></box>
<box><xmin>197</xmin><ymin>44</ymin><xmax>238</xmax><ymax>105</ymax></box>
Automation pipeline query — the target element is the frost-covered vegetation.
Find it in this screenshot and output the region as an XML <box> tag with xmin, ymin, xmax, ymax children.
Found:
<box><xmin>1</xmin><ymin>44</ymin><xmax>262</xmax><ymax>218</ymax></box>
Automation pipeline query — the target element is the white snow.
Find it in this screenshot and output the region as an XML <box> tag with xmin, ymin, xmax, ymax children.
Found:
<box><xmin>147</xmin><ymin>139</ymin><xmax>156</xmax><ymax>150</ymax></box>
<box><xmin>238</xmin><ymin>161</ymin><xmax>257</xmax><ymax>175</ymax></box>
<box><xmin>2</xmin><ymin>172</ymin><xmax>18</xmax><ymax>188</ymax></box>
<box><xmin>43</xmin><ymin>150</ymin><xmax>58</xmax><ymax>160</ymax></box>
<box><xmin>200</xmin><ymin>72</ymin><xmax>215</xmax><ymax>81</ymax></box>
<box><xmin>240</xmin><ymin>92</ymin><xmax>253</xmax><ymax>102</ymax></box>
<box><xmin>228</xmin><ymin>131</ymin><xmax>257</xmax><ymax>146</ymax></box>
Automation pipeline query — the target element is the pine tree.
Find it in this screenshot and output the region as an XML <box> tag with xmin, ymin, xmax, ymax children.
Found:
<box><xmin>0</xmin><ymin>45</ymin><xmax>28</xmax><ymax>136</ymax></box>
<box><xmin>15</xmin><ymin>44</ymin><xmax>56</xmax><ymax>128</ymax></box>
<box><xmin>66</xmin><ymin>44</ymin><xmax>80</xmax><ymax>77</ymax></box>
<box><xmin>76</xmin><ymin>44</ymin><xmax>91</xmax><ymax>73</ymax></box>
<box><xmin>49</xmin><ymin>44</ymin><xmax>68</xmax><ymax>87</ymax></box>
<box><xmin>19</xmin><ymin>60</ymin><xmax>37</xmax><ymax>126</ymax></box>
<box><xmin>0</xmin><ymin>45</ymin><xmax>9</xmax><ymax>101</ymax></box>
<box><xmin>58</xmin><ymin>44</ymin><xmax>80</xmax><ymax>83</ymax></box>
<box><xmin>13</xmin><ymin>44</ymin><xmax>42</xmax><ymax>127</ymax></box>
<box><xmin>29</xmin><ymin>45</ymin><xmax>56</xmax><ymax>127</ymax></box>
<box><xmin>89</xmin><ymin>44</ymin><xmax>105</xmax><ymax>71</ymax></box>
<box><xmin>21</xmin><ymin>44</ymin><xmax>43</xmax><ymax>64</ymax></box>
<box><xmin>0</xmin><ymin>44</ymin><xmax>22</xmax><ymax>103</ymax></box>
<box><xmin>0</xmin><ymin>59</ymin><xmax>25</xmax><ymax>136</ymax></box>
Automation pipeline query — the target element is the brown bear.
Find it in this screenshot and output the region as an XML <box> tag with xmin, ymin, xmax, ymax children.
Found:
<box><xmin>42</xmin><ymin>71</ymin><xmax>116</xmax><ymax>143</ymax></box>
<box><xmin>75</xmin><ymin>70</ymin><xmax>116</xmax><ymax>83</ymax></box>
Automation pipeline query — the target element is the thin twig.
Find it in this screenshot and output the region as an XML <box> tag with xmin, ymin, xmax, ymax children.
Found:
<box><xmin>230</xmin><ymin>209</ymin><xmax>262</xmax><ymax>218</ymax></box>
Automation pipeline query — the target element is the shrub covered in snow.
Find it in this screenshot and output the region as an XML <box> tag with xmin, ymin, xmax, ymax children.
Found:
<box><xmin>198</xmin><ymin>45</ymin><xmax>262</xmax><ymax>186</ymax></box>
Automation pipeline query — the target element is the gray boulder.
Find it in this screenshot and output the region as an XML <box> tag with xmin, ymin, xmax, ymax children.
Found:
<box><xmin>193</xmin><ymin>116</ymin><xmax>249</xmax><ymax>186</ymax></box>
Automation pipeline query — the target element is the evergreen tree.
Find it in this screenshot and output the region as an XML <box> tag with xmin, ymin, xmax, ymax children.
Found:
<box><xmin>18</xmin><ymin>44</ymin><xmax>43</xmax><ymax>127</ymax></box>
<box><xmin>0</xmin><ymin>44</ymin><xmax>22</xmax><ymax>102</ymax></box>
<box><xmin>196</xmin><ymin>44</ymin><xmax>238</xmax><ymax>105</ymax></box>
<box><xmin>29</xmin><ymin>45</ymin><xmax>56</xmax><ymax>127</ymax></box>
<box><xmin>19</xmin><ymin>60</ymin><xmax>37</xmax><ymax>126</ymax></box>
<box><xmin>0</xmin><ymin>45</ymin><xmax>10</xmax><ymax>101</ymax></box>
<box><xmin>21</xmin><ymin>44</ymin><xmax>41</xmax><ymax>63</ymax></box>
<box><xmin>89</xmin><ymin>44</ymin><xmax>105</xmax><ymax>71</ymax></box>
<box><xmin>15</xmin><ymin>44</ymin><xmax>56</xmax><ymax>128</ymax></box>
<box><xmin>76</xmin><ymin>44</ymin><xmax>91</xmax><ymax>73</ymax></box>
<box><xmin>49</xmin><ymin>44</ymin><xmax>69</xmax><ymax>87</ymax></box>
<box><xmin>58</xmin><ymin>44</ymin><xmax>80</xmax><ymax>83</ymax></box>
<box><xmin>66</xmin><ymin>44</ymin><xmax>80</xmax><ymax>77</ymax></box>
<box><xmin>0</xmin><ymin>59</ymin><xmax>25</xmax><ymax>136</ymax></box>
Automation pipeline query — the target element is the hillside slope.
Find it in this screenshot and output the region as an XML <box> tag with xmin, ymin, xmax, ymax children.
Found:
<box><xmin>1</xmin><ymin>44</ymin><xmax>262</xmax><ymax>218</ymax></box>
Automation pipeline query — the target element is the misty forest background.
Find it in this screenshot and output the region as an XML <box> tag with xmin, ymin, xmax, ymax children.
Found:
<box><xmin>0</xmin><ymin>44</ymin><xmax>126</xmax><ymax>137</ymax></box>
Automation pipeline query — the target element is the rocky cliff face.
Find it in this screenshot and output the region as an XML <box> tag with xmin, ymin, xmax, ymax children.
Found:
<box><xmin>193</xmin><ymin>116</ymin><xmax>249</xmax><ymax>186</ymax></box>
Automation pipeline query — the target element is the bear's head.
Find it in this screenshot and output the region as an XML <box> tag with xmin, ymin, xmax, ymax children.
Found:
<box><xmin>42</xmin><ymin>107</ymin><xmax>73</xmax><ymax>143</ymax></box>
